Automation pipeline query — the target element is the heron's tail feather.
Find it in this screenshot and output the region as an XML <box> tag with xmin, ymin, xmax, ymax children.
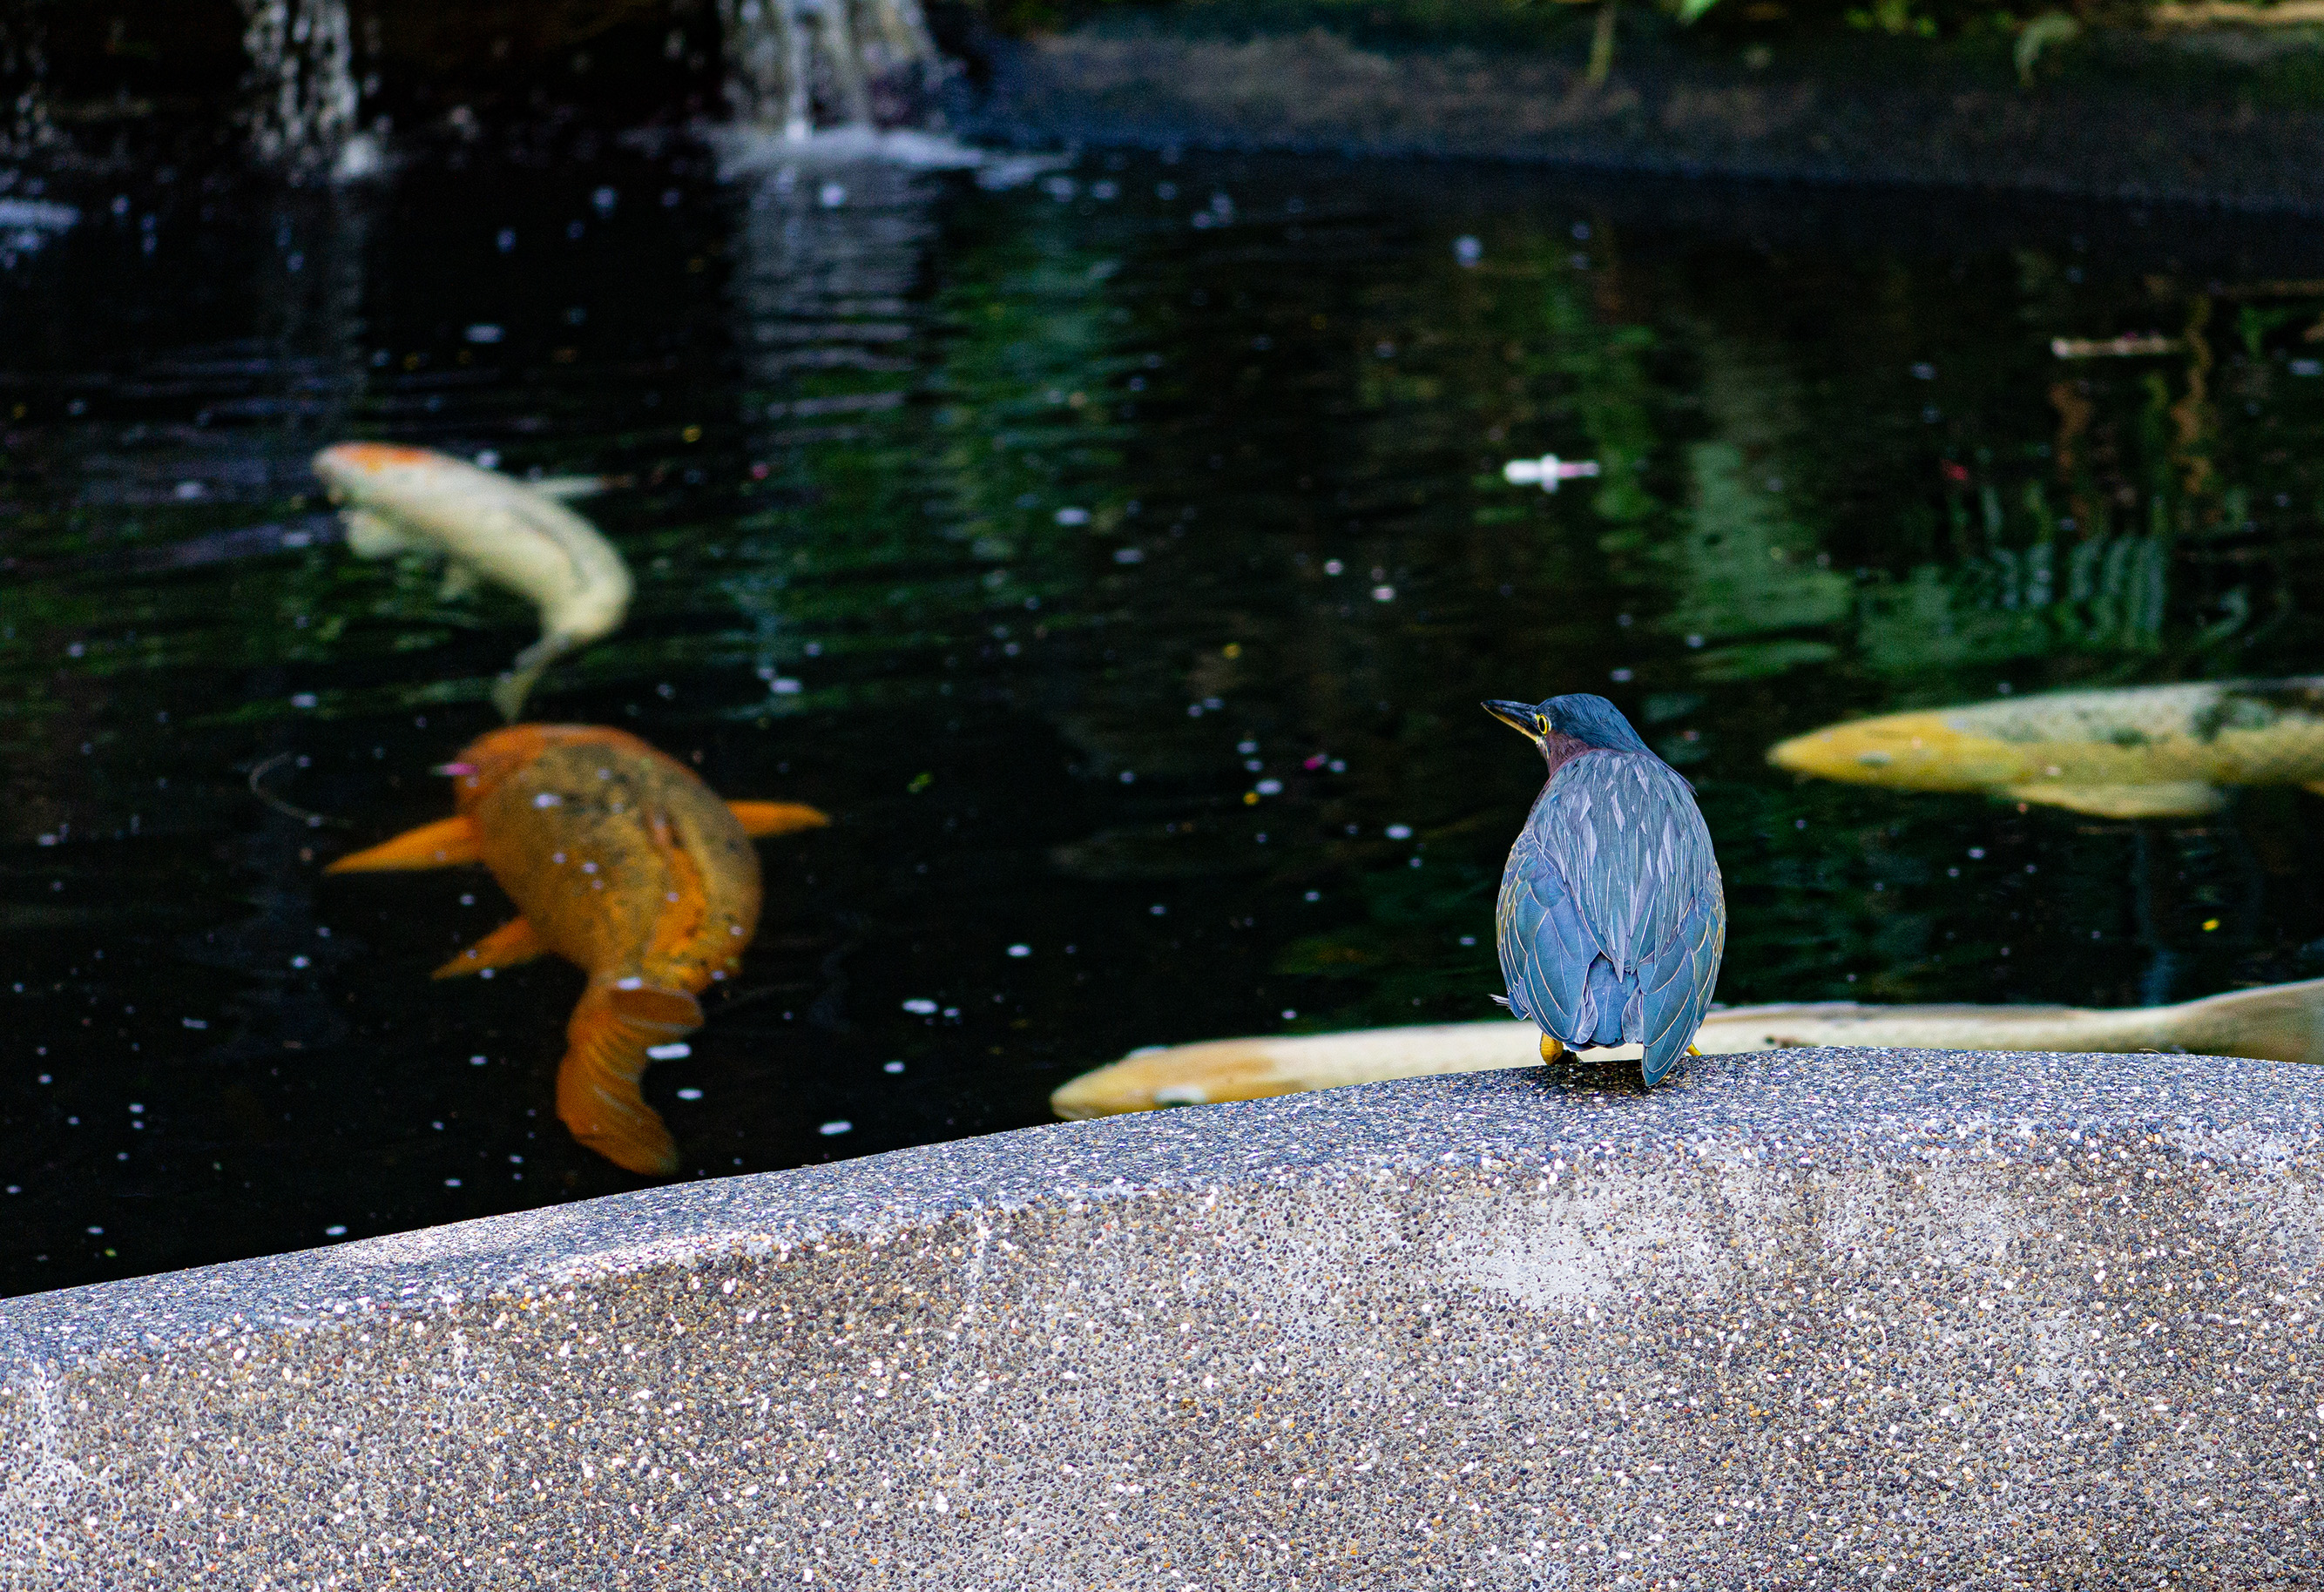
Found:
<box><xmin>1579</xmin><ymin>955</ymin><xmax>1629</xmax><ymax>1049</ymax></box>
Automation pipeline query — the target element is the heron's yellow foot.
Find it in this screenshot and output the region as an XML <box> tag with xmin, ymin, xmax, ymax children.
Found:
<box><xmin>1540</xmin><ymin>1034</ymin><xmax>1566</xmax><ymax>1062</ymax></box>
<box><xmin>1686</xmin><ymin>1044</ymin><xmax>1701</xmax><ymax>1056</ymax></box>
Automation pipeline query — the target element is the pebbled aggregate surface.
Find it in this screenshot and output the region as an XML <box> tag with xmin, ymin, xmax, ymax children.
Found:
<box><xmin>4</xmin><ymin>1047</ymin><xmax>2324</xmax><ymax>1588</ymax></box>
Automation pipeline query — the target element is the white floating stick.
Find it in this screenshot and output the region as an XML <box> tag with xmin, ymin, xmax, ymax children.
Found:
<box><xmin>1502</xmin><ymin>454</ymin><xmax>1602</xmax><ymax>491</ymax></box>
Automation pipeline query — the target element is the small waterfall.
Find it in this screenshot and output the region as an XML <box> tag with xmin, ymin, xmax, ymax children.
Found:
<box><xmin>236</xmin><ymin>0</ymin><xmax>360</xmax><ymax>169</ymax></box>
<box><xmin>718</xmin><ymin>0</ymin><xmax>945</xmax><ymax>139</ymax></box>
<box><xmin>0</xmin><ymin>0</ymin><xmax>55</xmax><ymax>159</ymax></box>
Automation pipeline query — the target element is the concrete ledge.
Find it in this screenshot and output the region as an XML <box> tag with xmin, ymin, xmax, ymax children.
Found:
<box><xmin>970</xmin><ymin>28</ymin><xmax>2324</xmax><ymax>215</ymax></box>
<box><xmin>5</xmin><ymin>1048</ymin><xmax>2324</xmax><ymax>1587</ymax></box>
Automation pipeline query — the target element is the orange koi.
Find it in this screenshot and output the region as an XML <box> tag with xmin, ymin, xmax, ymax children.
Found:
<box><xmin>326</xmin><ymin>725</ymin><xmax>828</xmax><ymax>1175</ymax></box>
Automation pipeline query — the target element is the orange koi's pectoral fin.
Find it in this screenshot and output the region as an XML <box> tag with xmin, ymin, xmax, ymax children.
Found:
<box><xmin>726</xmin><ymin>800</ymin><xmax>831</xmax><ymax>839</ymax></box>
<box><xmin>556</xmin><ymin>983</ymin><xmax>705</xmax><ymax>1177</ymax></box>
<box><xmin>323</xmin><ymin>816</ymin><xmax>482</xmax><ymax>874</ymax></box>
<box><xmin>432</xmin><ymin>917</ymin><xmax>548</xmax><ymax>980</ymax></box>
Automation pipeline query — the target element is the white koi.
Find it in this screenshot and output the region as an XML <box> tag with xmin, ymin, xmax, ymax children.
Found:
<box><xmin>1051</xmin><ymin>977</ymin><xmax>2324</xmax><ymax>1116</ymax></box>
<box><xmin>312</xmin><ymin>442</ymin><xmax>633</xmax><ymax>719</ymax></box>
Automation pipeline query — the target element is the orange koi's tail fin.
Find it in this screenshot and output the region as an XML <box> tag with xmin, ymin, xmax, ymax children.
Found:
<box><xmin>324</xmin><ymin>816</ymin><xmax>481</xmax><ymax>873</ymax></box>
<box><xmin>557</xmin><ymin>982</ymin><xmax>703</xmax><ymax>1177</ymax></box>
<box><xmin>727</xmin><ymin>800</ymin><xmax>830</xmax><ymax>838</ymax></box>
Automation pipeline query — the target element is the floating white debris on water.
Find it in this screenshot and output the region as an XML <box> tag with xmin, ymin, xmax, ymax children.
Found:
<box><xmin>0</xmin><ymin>199</ymin><xmax>78</xmax><ymax>264</ymax></box>
<box><xmin>1054</xmin><ymin>507</ymin><xmax>1090</xmax><ymax>525</ymax></box>
<box><xmin>1503</xmin><ymin>454</ymin><xmax>1602</xmax><ymax>491</ymax></box>
<box><xmin>1454</xmin><ymin>235</ymin><xmax>1483</xmax><ymax>266</ymax></box>
<box><xmin>330</xmin><ymin>132</ymin><xmax>385</xmax><ymax>184</ymax></box>
<box><xmin>0</xmin><ymin>199</ymin><xmax>78</xmax><ymax>231</ymax></box>
<box><xmin>1384</xmin><ymin>824</ymin><xmax>1414</xmax><ymax>840</ymax></box>
<box><xmin>902</xmin><ymin>998</ymin><xmax>937</xmax><ymax>1014</ymax></box>
<box><xmin>2051</xmin><ymin>334</ymin><xmax>2179</xmax><ymax>359</ymax></box>
<box><xmin>675</xmin><ymin>1087</ymin><xmax>704</xmax><ymax>1101</ymax></box>
<box><xmin>1006</xmin><ymin>943</ymin><xmax>1030</xmax><ymax>957</ymax></box>
<box><xmin>883</xmin><ymin>1061</ymin><xmax>905</xmax><ymax>1073</ymax></box>
<box><xmin>819</xmin><ymin>1119</ymin><xmax>852</xmax><ymax>1136</ymax></box>
<box><xmin>647</xmin><ymin>1042</ymin><xmax>692</xmax><ymax>1060</ymax></box>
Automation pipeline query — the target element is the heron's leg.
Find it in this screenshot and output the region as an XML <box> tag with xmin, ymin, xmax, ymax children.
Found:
<box><xmin>1539</xmin><ymin>1034</ymin><xmax>1566</xmax><ymax>1063</ymax></box>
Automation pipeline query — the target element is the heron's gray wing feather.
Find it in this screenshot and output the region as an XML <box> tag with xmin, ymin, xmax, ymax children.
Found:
<box><xmin>1637</xmin><ymin>869</ymin><xmax>1726</xmax><ymax>1085</ymax></box>
<box><xmin>1543</xmin><ymin>754</ymin><xmax>1716</xmax><ymax>977</ymax></box>
<box><xmin>1496</xmin><ymin>822</ymin><xmax>1595</xmax><ymax>1042</ymax></box>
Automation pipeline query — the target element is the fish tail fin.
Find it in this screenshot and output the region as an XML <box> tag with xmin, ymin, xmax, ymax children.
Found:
<box><xmin>324</xmin><ymin>815</ymin><xmax>480</xmax><ymax>873</ymax></box>
<box><xmin>726</xmin><ymin>800</ymin><xmax>831</xmax><ymax>838</ymax></box>
<box><xmin>493</xmin><ymin>631</ymin><xmax>584</xmax><ymax>722</ymax></box>
<box><xmin>557</xmin><ymin>982</ymin><xmax>703</xmax><ymax>1176</ymax></box>
<box><xmin>2165</xmin><ymin>977</ymin><xmax>2324</xmax><ymax>1066</ymax></box>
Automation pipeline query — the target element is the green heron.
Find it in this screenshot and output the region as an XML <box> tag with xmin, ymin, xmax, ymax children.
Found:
<box><xmin>1485</xmin><ymin>693</ymin><xmax>1726</xmax><ymax>1086</ymax></box>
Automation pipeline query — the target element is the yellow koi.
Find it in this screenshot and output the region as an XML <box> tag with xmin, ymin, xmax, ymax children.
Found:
<box><xmin>1767</xmin><ymin>679</ymin><xmax>2324</xmax><ymax>818</ymax></box>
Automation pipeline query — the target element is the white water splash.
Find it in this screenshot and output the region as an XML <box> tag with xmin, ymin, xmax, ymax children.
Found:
<box><xmin>0</xmin><ymin>195</ymin><xmax>71</xmax><ymax>267</ymax></box>
<box><xmin>708</xmin><ymin>123</ymin><xmax>1064</xmax><ymax>188</ymax></box>
<box><xmin>237</xmin><ymin>0</ymin><xmax>359</xmax><ymax>168</ymax></box>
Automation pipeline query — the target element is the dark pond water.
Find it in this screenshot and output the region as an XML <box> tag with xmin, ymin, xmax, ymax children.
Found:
<box><xmin>6</xmin><ymin>137</ymin><xmax>2324</xmax><ymax>1295</ymax></box>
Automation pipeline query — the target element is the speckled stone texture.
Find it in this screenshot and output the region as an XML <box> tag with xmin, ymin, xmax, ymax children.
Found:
<box><xmin>4</xmin><ymin>1049</ymin><xmax>2323</xmax><ymax>1589</ymax></box>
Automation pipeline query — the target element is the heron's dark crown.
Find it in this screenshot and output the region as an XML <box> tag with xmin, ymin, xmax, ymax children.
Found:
<box><xmin>1539</xmin><ymin>693</ymin><xmax>1654</xmax><ymax>755</ymax></box>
